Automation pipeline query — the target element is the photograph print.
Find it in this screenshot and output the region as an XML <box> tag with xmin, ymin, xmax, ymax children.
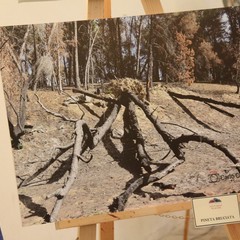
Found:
<box><xmin>0</xmin><ymin>6</ymin><xmax>240</xmax><ymax>226</ymax></box>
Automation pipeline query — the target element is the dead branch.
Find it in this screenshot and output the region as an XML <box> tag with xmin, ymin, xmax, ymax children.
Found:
<box><xmin>172</xmin><ymin>134</ymin><xmax>240</xmax><ymax>167</ymax></box>
<box><xmin>170</xmin><ymin>95</ymin><xmax>221</xmax><ymax>133</ymax></box>
<box><xmin>47</xmin><ymin>103</ymin><xmax>120</xmax><ymax>221</ymax></box>
<box><xmin>92</xmin><ymin>104</ymin><xmax>121</xmax><ymax>147</ymax></box>
<box><xmin>70</xmin><ymin>87</ymin><xmax>118</xmax><ymax>104</ymax></box>
<box><xmin>0</xmin><ymin>38</ymin><xmax>8</xmax><ymax>51</ymax></box>
<box><xmin>110</xmin><ymin>175</ymin><xmax>158</xmax><ymax>212</ymax></box>
<box><xmin>47</xmin><ymin>120</ymin><xmax>85</xmax><ymax>222</ymax></box>
<box><xmin>167</xmin><ymin>90</ymin><xmax>240</xmax><ymax>109</ymax></box>
<box><xmin>19</xmin><ymin>142</ymin><xmax>74</xmax><ymax>187</ymax></box>
<box><xmin>204</xmin><ymin>102</ymin><xmax>235</xmax><ymax>117</ymax></box>
<box><xmin>62</xmin><ymin>91</ymin><xmax>85</xmax><ymax>119</ymax></box>
<box><xmin>110</xmin><ymin>158</ymin><xmax>184</xmax><ymax>212</ymax></box>
<box><xmin>35</xmin><ymin>94</ymin><xmax>78</xmax><ymax>122</ymax></box>
<box><xmin>160</xmin><ymin>122</ymin><xmax>197</xmax><ymax>134</ymax></box>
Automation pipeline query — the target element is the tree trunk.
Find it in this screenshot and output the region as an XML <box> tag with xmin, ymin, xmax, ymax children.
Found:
<box><xmin>84</xmin><ymin>24</ymin><xmax>99</xmax><ymax>90</ymax></box>
<box><xmin>136</xmin><ymin>17</ymin><xmax>143</xmax><ymax>78</ymax></box>
<box><xmin>74</xmin><ymin>21</ymin><xmax>81</xmax><ymax>89</ymax></box>
<box><xmin>147</xmin><ymin>44</ymin><xmax>153</xmax><ymax>101</ymax></box>
<box><xmin>57</xmin><ymin>24</ymin><xmax>63</xmax><ymax>92</ymax></box>
<box><xmin>146</xmin><ymin>16</ymin><xmax>154</xmax><ymax>102</ymax></box>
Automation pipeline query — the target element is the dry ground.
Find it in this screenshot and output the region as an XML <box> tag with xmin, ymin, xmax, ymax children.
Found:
<box><xmin>12</xmin><ymin>83</ymin><xmax>240</xmax><ymax>226</ymax></box>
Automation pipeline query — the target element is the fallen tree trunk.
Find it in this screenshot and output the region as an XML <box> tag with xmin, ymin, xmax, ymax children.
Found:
<box><xmin>125</xmin><ymin>91</ymin><xmax>185</xmax><ymax>159</ymax></box>
<box><xmin>19</xmin><ymin>85</ymin><xmax>240</xmax><ymax>221</ymax></box>
<box><xmin>109</xmin><ymin>91</ymin><xmax>240</xmax><ymax>212</ymax></box>
<box><xmin>47</xmin><ymin>120</ymin><xmax>86</xmax><ymax>222</ymax></box>
<box><xmin>124</xmin><ymin>100</ymin><xmax>152</xmax><ymax>173</ymax></box>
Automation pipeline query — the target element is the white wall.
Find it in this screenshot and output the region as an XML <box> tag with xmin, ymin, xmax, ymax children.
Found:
<box><xmin>0</xmin><ymin>1</ymin><xmax>225</xmax><ymax>239</ymax></box>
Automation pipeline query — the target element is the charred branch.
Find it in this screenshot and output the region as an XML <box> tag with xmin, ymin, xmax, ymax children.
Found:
<box><xmin>125</xmin><ymin>91</ymin><xmax>185</xmax><ymax>159</ymax></box>
<box><xmin>19</xmin><ymin>142</ymin><xmax>74</xmax><ymax>187</ymax></box>
<box><xmin>169</xmin><ymin>95</ymin><xmax>221</xmax><ymax>133</ymax></box>
<box><xmin>204</xmin><ymin>102</ymin><xmax>235</xmax><ymax>117</ymax></box>
<box><xmin>110</xmin><ymin>158</ymin><xmax>184</xmax><ymax>212</ymax></box>
<box><xmin>110</xmin><ymin>175</ymin><xmax>158</xmax><ymax>212</ymax></box>
<box><xmin>172</xmin><ymin>134</ymin><xmax>240</xmax><ymax>167</ymax></box>
<box><xmin>47</xmin><ymin>120</ymin><xmax>86</xmax><ymax>222</ymax></box>
<box><xmin>70</xmin><ymin>87</ymin><xmax>118</xmax><ymax>104</ymax></box>
<box><xmin>123</xmin><ymin>100</ymin><xmax>152</xmax><ymax>173</ymax></box>
<box><xmin>167</xmin><ymin>90</ymin><xmax>240</xmax><ymax>109</ymax></box>
<box><xmin>92</xmin><ymin>103</ymin><xmax>121</xmax><ymax>147</ymax></box>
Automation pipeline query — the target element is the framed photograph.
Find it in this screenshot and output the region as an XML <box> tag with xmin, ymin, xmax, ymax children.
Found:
<box><xmin>1</xmin><ymin>6</ymin><xmax>240</xmax><ymax>227</ymax></box>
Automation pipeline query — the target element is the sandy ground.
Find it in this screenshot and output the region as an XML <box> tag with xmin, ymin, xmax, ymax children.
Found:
<box><xmin>11</xmin><ymin>83</ymin><xmax>240</xmax><ymax>226</ymax></box>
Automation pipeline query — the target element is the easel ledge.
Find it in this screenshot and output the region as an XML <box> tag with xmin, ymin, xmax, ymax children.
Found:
<box><xmin>55</xmin><ymin>198</ymin><xmax>240</xmax><ymax>240</ymax></box>
<box><xmin>56</xmin><ymin>201</ymin><xmax>191</xmax><ymax>229</ymax></box>
<box><xmin>56</xmin><ymin>1</ymin><xmax>240</xmax><ymax>239</ymax></box>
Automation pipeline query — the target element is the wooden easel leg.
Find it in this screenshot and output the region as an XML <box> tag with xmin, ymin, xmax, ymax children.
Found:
<box><xmin>78</xmin><ymin>224</ymin><xmax>97</xmax><ymax>240</ymax></box>
<box><xmin>226</xmin><ymin>224</ymin><xmax>240</xmax><ymax>240</ymax></box>
<box><xmin>100</xmin><ymin>222</ymin><xmax>114</xmax><ymax>240</ymax></box>
<box><xmin>103</xmin><ymin>0</ymin><xmax>111</xmax><ymax>18</ymax></box>
<box><xmin>141</xmin><ymin>0</ymin><xmax>163</xmax><ymax>15</ymax></box>
<box><xmin>183</xmin><ymin>210</ymin><xmax>190</xmax><ymax>240</ymax></box>
<box><xmin>88</xmin><ymin>0</ymin><xmax>111</xmax><ymax>19</ymax></box>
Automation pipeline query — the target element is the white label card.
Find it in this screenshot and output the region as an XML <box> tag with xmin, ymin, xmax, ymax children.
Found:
<box><xmin>192</xmin><ymin>194</ymin><xmax>240</xmax><ymax>228</ymax></box>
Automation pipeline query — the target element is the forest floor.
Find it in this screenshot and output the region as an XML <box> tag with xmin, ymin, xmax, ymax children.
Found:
<box><xmin>13</xmin><ymin>83</ymin><xmax>240</xmax><ymax>226</ymax></box>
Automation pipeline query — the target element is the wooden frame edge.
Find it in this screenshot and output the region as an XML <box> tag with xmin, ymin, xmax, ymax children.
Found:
<box><xmin>55</xmin><ymin>201</ymin><xmax>192</xmax><ymax>229</ymax></box>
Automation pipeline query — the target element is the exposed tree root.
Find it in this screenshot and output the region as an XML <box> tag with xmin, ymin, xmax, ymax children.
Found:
<box><xmin>109</xmin><ymin>91</ymin><xmax>240</xmax><ymax>211</ymax></box>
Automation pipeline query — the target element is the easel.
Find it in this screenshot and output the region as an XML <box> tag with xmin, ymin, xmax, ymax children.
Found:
<box><xmin>55</xmin><ymin>1</ymin><xmax>240</xmax><ymax>239</ymax></box>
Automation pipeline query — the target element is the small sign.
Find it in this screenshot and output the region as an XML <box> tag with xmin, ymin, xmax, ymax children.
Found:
<box><xmin>192</xmin><ymin>194</ymin><xmax>240</xmax><ymax>227</ymax></box>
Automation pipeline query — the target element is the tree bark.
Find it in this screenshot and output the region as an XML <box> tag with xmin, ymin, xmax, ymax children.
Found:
<box><xmin>74</xmin><ymin>21</ymin><xmax>81</xmax><ymax>89</ymax></box>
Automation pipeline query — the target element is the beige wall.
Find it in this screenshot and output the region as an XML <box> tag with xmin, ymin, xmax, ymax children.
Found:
<box><xmin>0</xmin><ymin>1</ymin><xmax>225</xmax><ymax>239</ymax></box>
